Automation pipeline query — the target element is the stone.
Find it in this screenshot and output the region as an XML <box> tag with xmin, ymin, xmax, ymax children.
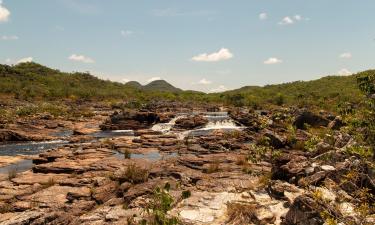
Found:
<box><xmin>293</xmin><ymin>111</ymin><xmax>329</xmax><ymax>129</ymax></box>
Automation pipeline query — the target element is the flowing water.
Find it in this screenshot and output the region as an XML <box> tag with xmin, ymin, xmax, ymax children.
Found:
<box><xmin>152</xmin><ymin>111</ymin><xmax>243</xmax><ymax>139</ymax></box>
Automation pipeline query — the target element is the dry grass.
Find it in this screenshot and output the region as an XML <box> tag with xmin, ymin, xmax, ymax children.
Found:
<box><xmin>226</xmin><ymin>202</ymin><xmax>257</xmax><ymax>224</ymax></box>
<box><xmin>7</xmin><ymin>168</ymin><xmax>17</xmax><ymax>180</ymax></box>
<box><xmin>119</xmin><ymin>163</ymin><xmax>149</xmax><ymax>184</ymax></box>
<box><xmin>205</xmin><ymin>160</ymin><xmax>220</xmax><ymax>174</ymax></box>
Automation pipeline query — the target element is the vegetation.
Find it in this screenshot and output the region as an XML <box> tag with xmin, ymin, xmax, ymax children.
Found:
<box><xmin>0</xmin><ymin>62</ymin><xmax>370</xmax><ymax>114</ymax></box>
<box><xmin>142</xmin><ymin>187</ymin><xmax>180</xmax><ymax>225</ymax></box>
<box><xmin>117</xmin><ymin>164</ymin><xmax>149</xmax><ymax>184</ymax></box>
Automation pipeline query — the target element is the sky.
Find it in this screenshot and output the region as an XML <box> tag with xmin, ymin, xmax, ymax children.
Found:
<box><xmin>1</xmin><ymin>0</ymin><xmax>375</xmax><ymax>92</ymax></box>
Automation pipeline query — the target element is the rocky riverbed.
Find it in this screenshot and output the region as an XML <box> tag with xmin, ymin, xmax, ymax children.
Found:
<box><xmin>0</xmin><ymin>105</ymin><xmax>374</xmax><ymax>225</ymax></box>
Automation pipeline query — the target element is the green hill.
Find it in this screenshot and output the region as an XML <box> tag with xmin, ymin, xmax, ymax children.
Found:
<box><xmin>124</xmin><ymin>81</ymin><xmax>142</xmax><ymax>89</ymax></box>
<box><xmin>215</xmin><ymin>73</ymin><xmax>366</xmax><ymax>111</ymax></box>
<box><xmin>124</xmin><ymin>80</ymin><xmax>182</xmax><ymax>93</ymax></box>
<box><xmin>143</xmin><ymin>80</ymin><xmax>182</xmax><ymax>93</ymax></box>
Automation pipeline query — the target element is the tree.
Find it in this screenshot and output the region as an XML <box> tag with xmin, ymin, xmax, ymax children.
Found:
<box><xmin>357</xmin><ymin>71</ymin><xmax>375</xmax><ymax>157</ymax></box>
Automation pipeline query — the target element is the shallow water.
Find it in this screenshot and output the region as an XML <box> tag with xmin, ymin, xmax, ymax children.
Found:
<box><xmin>0</xmin><ymin>140</ymin><xmax>67</xmax><ymax>156</ymax></box>
<box><xmin>90</xmin><ymin>130</ymin><xmax>135</xmax><ymax>138</ymax></box>
<box><xmin>0</xmin><ymin>159</ymin><xmax>33</xmax><ymax>174</ymax></box>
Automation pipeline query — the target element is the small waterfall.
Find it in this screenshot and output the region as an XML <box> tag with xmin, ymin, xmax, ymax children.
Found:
<box><xmin>151</xmin><ymin>115</ymin><xmax>186</xmax><ymax>133</ymax></box>
<box><xmin>201</xmin><ymin>119</ymin><xmax>239</xmax><ymax>130</ymax></box>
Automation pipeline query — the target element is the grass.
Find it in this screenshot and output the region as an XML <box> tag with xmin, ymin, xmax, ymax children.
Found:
<box><xmin>205</xmin><ymin>160</ymin><xmax>220</xmax><ymax>173</ymax></box>
<box><xmin>8</xmin><ymin>168</ymin><xmax>17</xmax><ymax>180</ymax></box>
<box><xmin>118</xmin><ymin>164</ymin><xmax>149</xmax><ymax>184</ymax></box>
<box><xmin>226</xmin><ymin>202</ymin><xmax>257</xmax><ymax>224</ymax></box>
<box><xmin>124</xmin><ymin>149</ymin><xmax>131</xmax><ymax>159</ymax></box>
<box><xmin>41</xmin><ymin>177</ymin><xmax>55</xmax><ymax>189</ymax></box>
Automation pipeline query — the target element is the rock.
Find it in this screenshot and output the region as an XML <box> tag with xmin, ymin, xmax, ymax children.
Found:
<box><xmin>328</xmin><ymin>116</ymin><xmax>344</xmax><ymax>130</ymax></box>
<box><xmin>262</xmin><ymin>130</ymin><xmax>286</xmax><ymax>149</ymax></box>
<box><xmin>100</xmin><ymin>110</ymin><xmax>160</xmax><ymax>130</ymax></box>
<box><xmin>315</xmin><ymin>142</ymin><xmax>332</xmax><ymax>154</ymax></box>
<box><xmin>283</xmin><ymin>195</ymin><xmax>324</xmax><ymax>225</ymax></box>
<box><xmin>0</xmin><ymin>211</ymin><xmax>43</xmax><ymax>225</ymax></box>
<box><xmin>320</xmin><ymin>165</ymin><xmax>335</xmax><ymax>172</ymax></box>
<box><xmin>293</xmin><ymin>111</ymin><xmax>330</xmax><ymax>129</ymax></box>
<box><xmin>44</xmin><ymin>122</ymin><xmax>58</xmax><ymax>129</ymax></box>
<box><xmin>173</xmin><ymin>115</ymin><xmax>208</xmax><ymax>130</ymax></box>
<box><xmin>92</xmin><ymin>181</ymin><xmax>119</xmax><ymax>204</ymax></box>
<box><xmin>66</xmin><ymin>187</ymin><xmax>92</xmax><ymax>202</ymax></box>
<box><xmin>272</xmin><ymin>153</ymin><xmax>308</xmax><ymax>183</ymax></box>
<box><xmin>0</xmin><ymin>130</ymin><xmax>30</xmax><ymax>142</ymax></box>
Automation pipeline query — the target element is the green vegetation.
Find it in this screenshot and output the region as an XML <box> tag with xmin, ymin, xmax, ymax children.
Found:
<box><xmin>217</xmin><ymin>74</ymin><xmax>363</xmax><ymax>112</ymax></box>
<box><xmin>0</xmin><ymin>62</ymin><xmax>370</xmax><ymax>113</ymax></box>
<box><xmin>142</xmin><ymin>187</ymin><xmax>180</xmax><ymax>225</ymax></box>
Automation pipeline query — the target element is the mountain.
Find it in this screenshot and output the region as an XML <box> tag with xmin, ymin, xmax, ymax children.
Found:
<box><xmin>143</xmin><ymin>80</ymin><xmax>182</xmax><ymax>92</ymax></box>
<box><xmin>124</xmin><ymin>81</ymin><xmax>142</xmax><ymax>89</ymax></box>
<box><xmin>124</xmin><ymin>80</ymin><xmax>182</xmax><ymax>92</ymax></box>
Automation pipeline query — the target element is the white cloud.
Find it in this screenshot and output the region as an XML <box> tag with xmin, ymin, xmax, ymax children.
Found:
<box><xmin>69</xmin><ymin>54</ymin><xmax>95</xmax><ymax>63</ymax></box>
<box><xmin>17</xmin><ymin>57</ymin><xmax>33</xmax><ymax>64</ymax></box>
<box><xmin>279</xmin><ymin>15</ymin><xmax>307</xmax><ymax>25</ymax></box>
<box><xmin>147</xmin><ymin>77</ymin><xmax>161</xmax><ymax>83</ymax></box>
<box><xmin>198</xmin><ymin>78</ymin><xmax>212</xmax><ymax>85</ymax></box>
<box><xmin>0</xmin><ymin>1</ymin><xmax>10</xmax><ymax>23</ymax></box>
<box><xmin>5</xmin><ymin>58</ymin><xmax>11</xmax><ymax>63</ymax></box>
<box><xmin>1</xmin><ymin>35</ymin><xmax>18</xmax><ymax>40</ymax></box>
<box><xmin>121</xmin><ymin>30</ymin><xmax>133</xmax><ymax>38</ymax></box>
<box><xmin>294</xmin><ymin>15</ymin><xmax>302</xmax><ymax>21</ymax></box>
<box><xmin>339</xmin><ymin>52</ymin><xmax>352</xmax><ymax>59</ymax></box>
<box><xmin>338</xmin><ymin>68</ymin><xmax>352</xmax><ymax>76</ymax></box>
<box><xmin>192</xmin><ymin>48</ymin><xmax>233</xmax><ymax>62</ymax></box>
<box><xmin>259</xmin><ymin>13</ymin><xmax>267</xmax><ymax>20</ymax></box>
<box><xmin>264</xmin><ymin>57</ymin><xmax>283</xmax><ymax>65</ymax></box>
<box><xmin>209</xmin><ymin>85</ymin><xmax>227</xmax><ymax>93</ymax></box>
<box><xmin>279</xmin><ymin>17</ymin><xmax>294</xmax><ymax>25</ymax></box>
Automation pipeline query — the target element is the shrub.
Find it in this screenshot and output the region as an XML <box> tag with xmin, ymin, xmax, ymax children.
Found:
<box><xmin>181</xmin><ymin>190</ymin><xmax>191</xmax><ymax>199</ymax></box>
<box><xmin>145</xmin><ymin>187</ymin><xmax>180</xmax><ymax>225</ymax></box>
<box><xmin>118</xmin><ymin>164</ymin><xmax>149</xmax><ymax>184</ymax></box>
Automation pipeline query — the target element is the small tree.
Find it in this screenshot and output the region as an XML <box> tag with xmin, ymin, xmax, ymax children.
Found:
<box><xmin>357</xmin><ymin>71</ymin><xmax>375</xmax><ymax>158</ymax></box>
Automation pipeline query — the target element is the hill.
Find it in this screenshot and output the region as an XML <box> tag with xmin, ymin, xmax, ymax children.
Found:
<box><xmin>214</xmin><ymin>73</ymin><xmax>365</xmax><ymax>111</ymax></box>
<box><xmin>143</xmin><ymin>80</ymin><xmax>182</xmax><ymax>92</ymax></box>
<box><xmin>124</xmin><ymin>80</ymin><xmax>182</xmax><ymax>93</ymax></box>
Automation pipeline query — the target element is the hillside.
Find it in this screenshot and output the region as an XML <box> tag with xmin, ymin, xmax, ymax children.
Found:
<box><xmin>0</xmin><ymin>62</ymin><xmax>184</xmax><ymax>101</ymax></box>
<box><xmin>0</xmin><ymin>62</ymin><xmax>369</xmax><ymax>112</ymax></box>
<box><xmin>214</xmin><ymin>73</ymin><xmax>365</xmax><ymax>111</ymax></box>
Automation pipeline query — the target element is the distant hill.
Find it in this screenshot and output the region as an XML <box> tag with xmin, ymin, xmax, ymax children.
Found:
<box><xmin>216</xmin><ymin>73</ymin><xmax>366</xmax><ymax>111</ymax></box>
<box><xmin>0</xmin><ymin>62</ymin><xmax>188</xmax><ymax>101</ymax></box>
<box><xmin>124</xmin><ymin>81</ymin><xmax>142</xmax><ymax>89</ymax></box>
<box><xmin>125</xmin><ymin>80</ymin><xmax>182</xmax><ymax>93</ymax></box>
<box><xmin>144</xmin><ymin>80</ymin><xmax>182</xmax><ymax>92</ymax></box>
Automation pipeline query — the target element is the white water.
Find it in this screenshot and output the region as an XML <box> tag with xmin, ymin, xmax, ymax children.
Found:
<box><xmin>151</xmin><ymin>112</ymin><xmax>242</xmax><ymax>139</ymax></box>
<box><xmin>151</xmin><ymin>115</ymin><xmax>187</xmax><ymax>133</ymax></box>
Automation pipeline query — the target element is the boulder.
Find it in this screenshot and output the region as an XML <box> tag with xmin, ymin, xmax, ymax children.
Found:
<box><xmin>282</xmin><ymin>195</ymin><xmax>324</xmax><ymax>225</ymax></box>
<box><xmin>293</xmin><ymin>111</ymin><xmax>330</xmax><ymax>129</ymax></box>
<box><xmin>173</xmin><ymin>115</ymin><xmax>208</xmax><ymax>130</ymax></box>
<box><xmin>100</xmin><ymin>110</ymin><xmax>160</xmax><ymax>130</ymax></box>
<box><xmin>262</xmin><ymin>130</ymin><xmax>286</xmax><ymax>149</ymax></box>
<box><xmin>0</xmin><ymin>130</ymin><xmax>30</xmax><ymax>142</ymax></box>
<box><xmin>328</xmin><ymin>116</ymin><xmax>345</xmax><ymax>130</ymax></box>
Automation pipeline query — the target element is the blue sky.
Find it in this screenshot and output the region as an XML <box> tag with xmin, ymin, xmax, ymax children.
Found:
<box><xmin>1</xmin><ymin>0</ymin><xmax>375</xmax><ymax>92</ymax></box>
